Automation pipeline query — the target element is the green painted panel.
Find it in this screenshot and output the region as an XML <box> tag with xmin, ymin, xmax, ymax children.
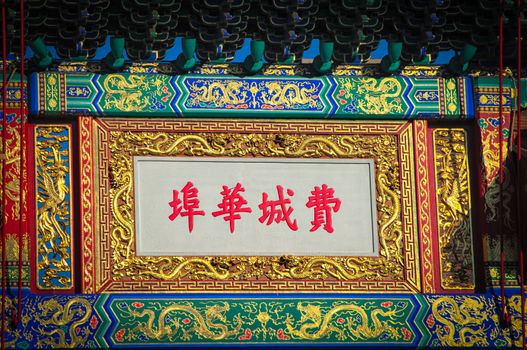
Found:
<box><xmin>29</xmin><ymin>72</ymin><xmax>475</xmax><ymax>119</ymax></box>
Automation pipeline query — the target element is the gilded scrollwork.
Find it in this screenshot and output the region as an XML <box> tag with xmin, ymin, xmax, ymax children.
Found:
<box><xmin>401</xmin><ymin>65</ymin><xmax>441</xmax><ymax>77</ymax></box>
<box><xmin>4</xmin><ymin>233</ymin><xmax>29</xmax><ymax>261</ymax></box>
<box><xmin>262</xmin><ymin>64</ymin><xmax>311</xmax><ymax>76</ymax></box>
<box><xmin>108</xmin><ymin>130</ymin><xmax>404</xmax><ymax>282</ymax></box>
<box><xmin>197</xmin><ymin>63</ymin><xmax>245</xmax><ymax>75</ymax></box>
<box><xmin>433</xmin><ymin>129</ymin><xmax>474</xmax><ymax>289</ymax></box>
<box><xmin>35</xmin><ymin>126</ymin><xmax>72</xmax><ymax>289</ymax></box>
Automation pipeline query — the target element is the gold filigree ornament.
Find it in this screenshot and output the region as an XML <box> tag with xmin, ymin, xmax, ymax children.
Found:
<box><xmin>106</xmin><ymin>129</ymin><xmax>407</xmax><ymax>284</ymax></box>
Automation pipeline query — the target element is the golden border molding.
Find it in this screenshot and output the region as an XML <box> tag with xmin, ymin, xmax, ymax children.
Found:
<box><xmin>86</xmin><ymin>120</ymin><xmax>420</xmax><ymax>293</ymax></box>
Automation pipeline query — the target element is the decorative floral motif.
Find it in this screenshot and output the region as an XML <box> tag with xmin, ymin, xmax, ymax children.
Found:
<box><xmin>426</xmin><ymin>314</ymin><xmax>435</xmax><ymax>328</ymax></box>
<box><xmin>115</xmin><ymin>329</ymin><xmax>126</xmax><ymax>342</ymax></box>
<box><xmin>90</xmin><ymin>315</ymin><xmax>98</xmax><ymax>329</ymax></box>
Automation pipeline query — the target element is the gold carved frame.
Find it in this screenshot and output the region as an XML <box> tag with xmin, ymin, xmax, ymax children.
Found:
<box><xmin>83</xmin><ymin>119</ymin><xmax>420</xmax><ymax>293</ymax></box>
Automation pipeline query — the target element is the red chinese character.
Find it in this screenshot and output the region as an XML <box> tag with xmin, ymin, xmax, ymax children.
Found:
<box><xmin>306</xmin><ymin>184</ymin><xmax>341</xmax><ymax>233</ymax></box>
<box><xmin>258</xmin><ymin>185</ymin><xmax>298</xmax><ymax>231</ymax></box>
<box><xmin>212</xmin><ymin>182</ymin><xmax>252</xmax><ymax>233</ymax></box>
<box><xmin>168</xmin><ymin>181</ymin><xmax>205</xmax><ymax>233</ymax></box>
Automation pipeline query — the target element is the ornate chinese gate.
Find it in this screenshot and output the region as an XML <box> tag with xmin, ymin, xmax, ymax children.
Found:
<box><xmin>1</xmin><ymin>1</ymin><xmax>527</xmax><ymax>348</ymax></box>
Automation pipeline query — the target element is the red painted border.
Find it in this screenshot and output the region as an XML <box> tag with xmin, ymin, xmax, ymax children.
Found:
<box><xmin>28</xmin><ymin>123</ymin><xmax>36</xmax><ymax>293</ymax></box>
<box><xmin>412</xmin><ymin>120</ymin><xmax>436</xmax><ymax>293</ymax></box>
<box><xmin>79</xmin><ymin>116</ymin><xmax>96</xmax><ymax>293</ymax></box>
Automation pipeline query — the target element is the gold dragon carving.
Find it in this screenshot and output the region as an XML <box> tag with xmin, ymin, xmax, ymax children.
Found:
<box><xmin>433</xmin><ymin>129</ymin><xmax>474</xmax><ymax>289</ymax></box>
<box><xmin>35</xmin><ymin>126</ymin><xmax>72</xmax><ymax>289</ymax></box>
<box><xmin>504</xmin><ymin>296</ymin><xmax>527</xmax><ymax>347</ymax></box>
<box><xmin>107</xmin><ymin>131</ymin><xmax>404</xmax><ymax>282</ymax></box>
<box><xmin>260</xmin><ymin>82</ymin><xmax>319</xmax><ymax>108</ymax></box>
<box><xmin>337</xmin><ymin>77</ymin><xmax>404</xmax><ymax>114</ymax></box>
<box><xmin>102</xmin><ymin>75</ymin><xmax>149</xmax><ymax>111</ymax></box>
<box><xmin>126</xmin><ymin>302</ymin><xmax>242</xmax><ymax>341</ymax></box>
<box><xmin>119</xmin><ymin>300</ymin><xmax>407</xmax><ymax>342</ymax></box>
<box><xmin>187</xmin><ymin>80</ymin><xmax>248</xmax><ymax>107</ymax></box>
<box><xmin>185</xmin><ymin>79</ymin><xmax>320</xmax><ymax>109</ymax></box>
<box><xmin>102</xmin><ymin>74</ymin><xmax>170</xmax><ymax>112</ymax></box>
<box><xmin>286</xmin><ymin>301</ymin><xmax>404</xmax><ymax>341</ymax></box>
<box><xmin>34</xmin><ymin>297</ymin><xmax>92</xmax><ymax>348</ymax></box>
<box><xmin>430</xmin><ymin>296</ymin><xmax>491</xmax><ymax>347</ymax></box>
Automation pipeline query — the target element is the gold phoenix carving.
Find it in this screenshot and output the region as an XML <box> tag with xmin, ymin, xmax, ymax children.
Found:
<box><xmin>433</xmin><ymin>129</ymin><xmax>474</xmax><ymax>290</ymax></box>
<box><xmin>35</xmin><ymin>126</ymin><xmax>73</xmax><ymax>289</ymax></box>
<box><xmin>107</xmin><ymin>130</ymin><xmax>406</xmax><ymax>283</ymax></box>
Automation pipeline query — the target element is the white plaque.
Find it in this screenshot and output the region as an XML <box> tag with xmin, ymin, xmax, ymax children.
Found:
<box><xmin>133</xmin><ymin>157</ymin><xmax>378</xmax><ymax>256</ymax></box>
